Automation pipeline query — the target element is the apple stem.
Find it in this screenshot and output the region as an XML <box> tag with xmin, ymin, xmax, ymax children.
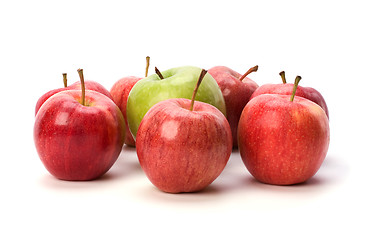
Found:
<box><xmin>62</xmin><ymin>73</ymin><xmax>67</xmax><ymax>87</ymax></box>
<box><xmin>77</xmin><ymin>69</ymin><xmax>86</xmax><ymax>106</ymax></box>
<box><xmin>145</xmin><ymin>56</ymin><xmax>150</xmax><ymax>77</ymax></box>
<box><xmin>190</xmin><ymin>69</ymin><xmax>208</xmax><ymax>111</ymax></box>
<box><xmin>155</xmin><ymin>67</ymin><xmax>164</xmax><ymax>79</ymax></box>
<box><xmin>239</xmin><ymin>65</ymin><xmax>258</xmax><ymax>81</ymax></box>
<box><xmin>290</xmin><ymin>76</ymin><xmax>302</xmax><ymax>102</ymax></box>
<box><xmin>279</xmin><ymin>71</ymin><xmax>286</xmax><ymax>84</ymax></box>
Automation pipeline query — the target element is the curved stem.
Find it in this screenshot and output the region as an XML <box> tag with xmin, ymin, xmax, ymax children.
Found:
<box><xmin>62</xmin><ymin>73</ymin><xmax>67</xmax><ymax>87</ymax></box>
<box><xmin>279</xmin><ymin>71</ymin><xmax>286</xmax><ymax>84</ymax></box>
<box><xmin>145</xmin><ymin>56</ymin><xmax>150</xmax><ymax>77</ymax></box>
<box><xmin>239</xmin><ymin>65</ymin><xmax>258</xmax><ymax>81</ymax></box>
<box><xmin>190</xmin><ymin>69</ymin><xmax>207</xmax><ymax>111</ymax></box>
<box><xmin>290</xmin><ymin>76</ymin><xmax>302</xmax><ymax>102</ymax></box>
<box><xmin>155</xmin><ymin>66</ymin><xmax>164</xmax><ymax>79</ymax></box>
<box><xmin>77</xmin><ymin>69</ymin><xmax>86</xmax><ymax>106</ymax></box>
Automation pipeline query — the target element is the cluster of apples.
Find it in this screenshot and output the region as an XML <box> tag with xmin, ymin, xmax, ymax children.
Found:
<box><xmin>34</xmin><ymin>56</ymin><xmax>330</xmax><ymax>193</ymax></box>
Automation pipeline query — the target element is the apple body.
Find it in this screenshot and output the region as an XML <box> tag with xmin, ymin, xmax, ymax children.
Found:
<box><xmin>35</xmin><ymin>80</ymin><xmax>113</xmax><ymax>115</ymax></box>
<box><xmin>136</xmin><ymin>98</ymin><xmax>232</xmax><ymax>193</ymax></box>
<box><xmin>127</xmin><ymin>66</ymin><xmax>226</xmax><ymax>138</ymax></box>
<box><xmin>110</xmin><ymin>76</ymin><xmax>142</xmax><ymax>147</ymax></box>
<box><xmin>250</xmin><ymin>83</ymin><xmax>329</xmax><ymax>118</ymax></box>
<box><xmin>34</xmin><ymin>90</ymin><xmax>125</xmax><ymax>180</ymax></box>
<box><xmin>237</xmin><ymin>94</ymin><xmax>330</xmax><ymax>185</ymax></box>
<box><xmin>208</xmin><ymin>66</ymin><xmax>259</xmax><ymax>147</ymax></box>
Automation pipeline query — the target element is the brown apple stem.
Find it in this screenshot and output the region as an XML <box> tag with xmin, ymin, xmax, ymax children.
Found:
<box><xmin>62</xmin><ymin>73</ymin><xmax>67</xmax><ymax>87</ymax></box>
<box><xmin>155</xmin><ymin>67</ymin><xmax>164</xmax><ymax>79</ymax></box>
<box><xmin>279</xmin><ymin>71</ymin><xmax>286</xmax><ymax>84</ymax></box>
<box><xmin>145</xmin><ymin>56</ymin><xmax>150</xmax><ymax>77</ymax></box>
<box><xmin>290</xmin><ymin>76</ymin><xmax>302</xmax><ymax>102</ymax></box>
<box><xmin>77</xmin><ymin>69</ymin><xmax>86</xmax><ymax>106</ymax></box>
<box><xmin>239</xmin><ymin>65</ymin><xmax>258</xmax><ymax>81</ymax></box>
<box><xmin>190</xmin><ymin>69</ymin><xmax>208</xmax><ymax>111</ymax></box>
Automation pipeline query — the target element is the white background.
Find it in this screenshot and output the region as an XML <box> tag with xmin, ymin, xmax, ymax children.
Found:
<box><xmin>1</xmin><ymin>0</ymin><xmax>364</xmax><ymax>239</ymax></box>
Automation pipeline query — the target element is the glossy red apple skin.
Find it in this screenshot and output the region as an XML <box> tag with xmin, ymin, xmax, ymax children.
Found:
<box><xmin>237</xmin><ymin>94</ymin><xmax>330</xmax><ymax>185</ymax></box>
<box><xmin>34</xmin><ymin>90</ymin><xmax>125</xmax><ymax>181</ymax></box>
<box><xmin>136</xmin><ymin>98</ymin><xmax>233</xmax><ymax>193</ymax></box>
<box><xmin>110</xmin><ymin>76</ymin><xmax>142</xmax><ymax>147</ymax></box>
<box><xmin>208</xmin><ymin>66</ymin><xmax>259</xmax><ymax>148</ymax></box>
<box><xmin>35</xmin><ymin>81</ymin><xmax>113</xmax><ymax>116</ymax></box>
<box><xmin>250</xmin><ymin>83</ymin><xmax>329</xmax><ymax>118</ymax></box>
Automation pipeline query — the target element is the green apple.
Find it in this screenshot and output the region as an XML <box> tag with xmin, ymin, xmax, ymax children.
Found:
<box><xmin>127</xmin><ymin>66</ymin><xmax>226</xmax><ymax>138</ymax></box>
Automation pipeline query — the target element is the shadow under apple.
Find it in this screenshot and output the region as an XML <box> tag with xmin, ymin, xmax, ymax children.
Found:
<box><xmin>38</xmin><ymin>145</ymin><xmax>143</xmax><ymax>190</ymax></box>
<box><xmin>237</xmin><ymin>153</ymin><xmax>349</xmax><ymax>195</ymax></box>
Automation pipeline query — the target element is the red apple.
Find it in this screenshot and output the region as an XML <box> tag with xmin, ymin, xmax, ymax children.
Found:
<box><xmin>34</xmin><ymin>69</ymin><xmax>125</xmax><ymax>181</ymax></box>
<box><xmin>136</xmin><ymin>70</ymin><xmax>232</xmax><ymax>193</ymax></box>
<box><xmin>110</xmin><ymin>56</ymin><xmax>150</xmax><ymax>147</ymax></box>
<box><xmin>237</xmin><ymin>76</ymin><xmax>330</xmax><ymax>185</ymax></box>
<box><xmin>250</xmin><ymin>71</ymin><xmax>329</xmax><ymax>118</ymax></box>
<box><xmin>208</xmin><ymin>65</ymin><xmax>259</xmax><ymax>148</ymax></box>
<box><xmin>35</xmin><ymin>73</ymin><xmax>113</xmax><ymax>116</ymax></box>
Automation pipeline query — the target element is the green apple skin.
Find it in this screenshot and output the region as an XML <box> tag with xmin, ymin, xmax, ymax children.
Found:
<box><xmin>127</xmin><ymin>66</ymin><xmax>226</xmax><ymax>138</ymax></box>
